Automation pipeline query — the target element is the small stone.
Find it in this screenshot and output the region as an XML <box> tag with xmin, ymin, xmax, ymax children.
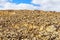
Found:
<box><xmin>13</xmin><ymin>24</ymin><xmax>19</xmax><ymax>29</ymax></box>
<box><xmin>28</xmin><ymin>24</ymin><xmax>38</xmax><ymax>30</ymax></box>
<box><xmin>24</xmin><ymin>17</ymin><xmax>26</xmax><ymax>19</ymax></box>
<box><xmin>0</xmin><ymin>37</ymin><xmax>2</xmax><ymax>40</ymax></box>
<box><xmin>39</xmin><ymin>26</ymin><xmax>44</xmax><ymax>31</ymax></box>
<box><xmin>46</xmin><ymin>25</ymin><xmax>56</xmax><ymax>32</ymax></box>
<box><xmin>28</xmin><ymin>24</ymin><xmax>33</xmax><ymax>29</ymax></box>
<box><xmin>21</xmin><ymin>39</ymin><xmax>24</xmax><ymax>40</ymax></box>
<box><xmin>30</xmin><ymin>33</ymin><xmax>34</xmax><ymax>38</ymax></box>
<box><xmin>11</xmin><ymin>12</ymin><xmax>16</xmax><ymax>15</ymax></box>
<box><xmin>24</xmin><ymin>38</ymin><xmax>29</xmax><ymax>40</ymax></box>
<box><xmin>32</xmin><ymin>25</ymin><xmax>38</xmax><ymax>29</ymax></box>
<box><xmin>32</xmin><ymin>37</ymin><xmax>37</xmax><ymax>40</ymax></box>
<box><xmin>37</xmin><ymin>35</ymin><xmax>41</xmax><ymax>38</ymax></box>
<box><xmin>0</xmin><ymin>32</ymin><xmax>2</xmax><ymax>37</ymax></box>
<box><xmin>0</xmin><ymin>29</ymin><xmax>2</xmax><ymax>31</ymax></box>
<box><xmin>24</xmin><ymin>23</ymin><xmax>28</xmax><ymax>27</ymax></box>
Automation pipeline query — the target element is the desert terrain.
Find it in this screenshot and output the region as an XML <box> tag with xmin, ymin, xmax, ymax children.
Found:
<box><xmin>0</xmin><ymin>10</ymin><xmax>60</xmax><ymax>40</ymax></box>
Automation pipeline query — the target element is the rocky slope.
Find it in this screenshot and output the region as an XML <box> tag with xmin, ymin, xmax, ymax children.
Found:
<box><xmin>0</xmin><ymin>10</ymin><xmax>60</xmax><ymax>40</ymax></box>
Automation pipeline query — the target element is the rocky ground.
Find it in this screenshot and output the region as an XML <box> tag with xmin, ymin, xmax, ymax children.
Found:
<box><xmin>0</xmin><ymin>10</ymin><xmax>60</xmax><ymax>40</ymax></box>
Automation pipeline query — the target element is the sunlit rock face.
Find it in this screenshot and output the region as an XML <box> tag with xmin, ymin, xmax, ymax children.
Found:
<box><xmin>0</xmin><ymin>10</ymin><xmax>60</xmax><ymax>40</ymax></box>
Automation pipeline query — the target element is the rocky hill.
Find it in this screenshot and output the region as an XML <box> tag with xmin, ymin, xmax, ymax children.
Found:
<box><xmin>0</xmin><ymin>10</ymin><xmax>60</xmax><ymax>40</ymax></box>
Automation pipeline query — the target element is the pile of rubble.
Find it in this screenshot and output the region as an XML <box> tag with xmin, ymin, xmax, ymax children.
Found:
<box><xmin>0</xmin><ymin>10</ymin><xmax>60</xmax><ymax>40</ymax></box>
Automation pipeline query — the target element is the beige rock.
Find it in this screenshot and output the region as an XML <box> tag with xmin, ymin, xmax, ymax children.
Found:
<box><xmin>0</xmin><ymin>37</ymin><xmax>2</xmax><ymax>40</ymax></box>
<box><xmin>28</xmin><ymin>24</ymin><xmax>38</xmax><ymax>30</ymax></box>
<box><xmin>39</xmin><ymin>26</ymin><xmax>44</xmax><ymax>31</ymax></box>
<box><xmin>12</xmin><ymin>24</ymin><xmax>19</xmax><ymax>29</ymax></box>
<box><xmin>32</xmin><ymin>37</ymin><xmax>37</xmax><ymax>40</ymax></box>
<box><xmin>24</xmin><ymin>23</ymin><xmax>28</xmax><ymax>27</ymax></box>
<box><xmin>24</xmin><ymin>38</ymin><xmax>29</xmax><ymax>40</ymax></box>
<box><xmin>46</xmin><ymin>25</ymin><xmax>56</xmax><ymax>32</ymax></box>
<box><xmin>28</xmin><ymin>24</ymin><xmax>33</xmax><ymax>30</ymax></box>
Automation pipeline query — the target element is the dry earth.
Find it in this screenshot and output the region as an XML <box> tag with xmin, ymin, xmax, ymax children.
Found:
<box><xmin>0</xmin><ymin>10</ymin><xmax>60</xmax><ymax>40</ymax></box>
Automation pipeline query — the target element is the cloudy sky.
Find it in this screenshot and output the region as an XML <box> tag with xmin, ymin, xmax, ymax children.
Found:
<box><xmin>0</xmin><ymin>0</ymin><xmax>60</xmax><ymax>12</ymax></box>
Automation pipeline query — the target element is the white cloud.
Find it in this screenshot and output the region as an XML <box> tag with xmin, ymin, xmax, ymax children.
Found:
<box><xmin>1</xmin><ymin>0</ymin><xmax>60</xmax><ymax>12</ymax></box>
<box><xmin>32</xmin><ymin>0</ymin><xmax>60</xmax><ymax>12</ymax></box>
<box><xmin>5</xmin><ymin>3</ymin><xmax>39</xmax><ymax>10</ymax></box>
<box><xmin>0</xmin><ymin>0</ymin><xmax>39</xmax><ymax>10</ymax></box>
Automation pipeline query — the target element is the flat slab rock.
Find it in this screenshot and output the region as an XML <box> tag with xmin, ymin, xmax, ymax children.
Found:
<box><xmin>0</xmin><ymin>10</ymin><xmax>60</xmax><ymax>40</ymax></box>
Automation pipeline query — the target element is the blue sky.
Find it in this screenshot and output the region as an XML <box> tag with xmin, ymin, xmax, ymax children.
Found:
<box><xmin>0</xmin><ymin>0</ymin><xmax>40</xmax><ymax>10</ymax></box>
<box><xmin>10</xmin><ymin>0</ymin><xmax>32</xmax><ymax>4</ymax></box>
<box><xmin>10</xmin><ymin>0</ymin><xmax>40</xmax><ymax>6</ymax></box>
<box><xmin>0</xmin><ymin>0</ymin><xmax>60</xmax><ymax>12</ymax></box>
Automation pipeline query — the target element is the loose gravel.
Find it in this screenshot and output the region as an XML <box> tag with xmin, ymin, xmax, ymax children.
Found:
<box><xmin>0</xmin><ymin>10</ymin><xmax>60</xmax><ymax>40</ymax></box>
